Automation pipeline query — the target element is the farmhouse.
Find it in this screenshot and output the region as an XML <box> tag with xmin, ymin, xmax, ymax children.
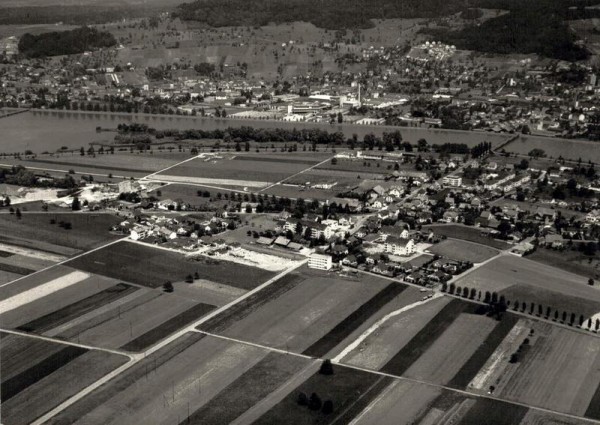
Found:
<box><xmin>384</xmin><ymin>236</ymin><xmax>415</xmax><ymax>256</ymax></box>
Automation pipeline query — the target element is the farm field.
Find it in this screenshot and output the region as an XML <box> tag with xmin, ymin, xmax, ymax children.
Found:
<box><xmin>427</xmin><ymin>239</ymin><xmax>499</xmax><ymax>263</ymax></box>
<box><xmin>0</xmin><ymin>212</ymin><xmax>123</xmax><ymax>254</ymax></box>
<box><xmin>424</xmin><ymin>224</ymin><xmax>511</xmax><ymax>250</ymax></box>
<box><xmin>402</xmin><ymin>313</ymin><xmax>498</xmax><ymax>385</ymax></box>
<box><xmin>46</xmin><ymin>332</ymin><xmax>285</xmax><ymax>425</ymax></box>
<box><xmin>527</xmin><ymin>247</ymin><xmax>600</xmax><ymax>280</ymax></box>
<box><xmin>252</xmin><ymin>364</ymin><xmax>386</xmax><ymax>425</ymax></box>
<box><xmin>208</xmin><ymin>269</ymin><xmax>395</xmax><ymax>353</ymax></box>
<box><xmin>504</xmin><ymin>135</ymin><xmax>600</xmax><ymax>164</ymax></box>
<box><xmin>66</xmin><ymin>240</ymin><xmax>276</xmax><ymax>290</ymax></box>
<box><xmin>454</xmin><ymin>255</ymin><xmax>600</xmax><ymax>318</ymax></box>
<box><xmin>339</xmin><ymin>296</ymin><xmax>452</xmax><ymax>370</ymax></box>
<box><xmin>0</xmin><ymin>331</ymin><xmax>128</xmax><ymax>425</ymax></box>
<box><xmin>494</xmin><ymin>322</ymin><xmax>600</xmax><ymax>416</ymax></box>
<box><xmin>350</xmin><ymin>380</ymin><xmax>442</xmax><ymax>425</ymax></box>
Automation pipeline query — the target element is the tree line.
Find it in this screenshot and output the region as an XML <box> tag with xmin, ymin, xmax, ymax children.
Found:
<box><xmin>18</xmin><ymin>26</ymin><xmax>116</xmax><ymax>58</ymax></box>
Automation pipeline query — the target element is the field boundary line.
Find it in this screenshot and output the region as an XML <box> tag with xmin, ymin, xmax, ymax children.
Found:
<box><xmin>258</xmin><ymin>155</ymin><xmax>334</xmax><ymax>193</ymax></box>
<box><xmin>0</xmin><ymin>236</ymin><xmax>129</xmax><ymax>289</ymax></box>
<box><xmin>194</xmin><ymin>330</ymin><xmax>314</xmax><ymax>359</ymax></box>
<box><xmin>0</xmin><ymin>328</ymin><xmax>134</xmax><ymax>358</ymax></box>
<box><xmin>142</xmin><ymin>153</ymin><xmax>203</xmax><ymax>180</ymax></box>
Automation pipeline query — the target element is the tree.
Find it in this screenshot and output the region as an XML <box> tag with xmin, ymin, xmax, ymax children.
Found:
<box><xmin>589</xmin><ymin>278</ymin><xmax>595</xmax><ymax>286</ymax></box>
<box><xmin>528</xmin><ymin>148</ymin><xmax>546</xmax><ymax>159</ymax></box>
<box><xmin>71</xmin><ymin>196</ymin><xmax>81</xmax><ymax>211</ymax></box>
<box><xmin>441</xmin><ymin>282</ymin><xmax>448</xmax><ymax>292</ymax></box>
<box><xmin>297</xmin><ymin>392</ymin><xmax>308</xmax><ymax>406</ymax></box>
<box><xmin>194</xmin><ymin>271</ymin><xmax>200</xmax><ymax>280</ymax></box>
<box><xmin>163</xmin><ymin>281</ymin><xmax>174</xmax><ymax>293</ymax></box>
<box><xmin>308</xmin><ymin>393</ymin><xmax>322</xmax><ymax>411</ymax></box>
<box><xmin>185</xmin><ymin>274</ymin><xmax>194</xmax><ymax>283</ymax></box>
<box><xmin>15</xmin><ymin>208</ymin><xmax>21</xmax><ymax>219</ymax></box>
<box><xmin>319</xmin><ymin>359</ymin><xmax>334</xmax><ymax>375</ymax></box>
<box><xmin>322</xmin><ymin>400</ymin><xmax>334</xmax><ymax>414</ymax></box>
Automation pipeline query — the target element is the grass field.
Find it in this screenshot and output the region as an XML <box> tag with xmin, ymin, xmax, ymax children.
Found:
<box><xmin>454</xmin><ymin>255</ymin><xmax>600</xmax><ymax>318</ymax></box>
<box><xmin>66</xmin><ymin>241</ymin><xmax>275</xmax><ymax>290</ymax></box>
<box><xmin>0</xmin><ymin>212</ymin><xmax>122</xmax><ymax>254</ymax></box>
<box><xmin>528</xmin><ymin>248</ymin><xmax>600</xmax><ymax>280</ymax></box>
<box><xmin>424</xmin><ymin>224</ymin><xmax>511</xmax><ymax>250</ymax></box>
<box><xmin>0</xmin><ymin>332</ymin><xmax>128</xmax><ymax>425</ymax></box>
<box><xmin>156</xmin><ymin>152</ymin><xmax>326</xmax><ymax>188</ymax></box>
<box><xmin>428</xmin><ymin>239</ymin><xmax>499</xmax><ymax>263</ymax></box>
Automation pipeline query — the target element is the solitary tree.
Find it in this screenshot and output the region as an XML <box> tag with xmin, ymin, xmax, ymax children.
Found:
<box><xmin>15</xmin><ymin>208</ymin><xmax>21</xmax><ymax>219</ymax></box>
<box><xmin>319</xmin><ymin>359</ymin><xmax>334</xmax><ymax>375</ymax></box>
<box><xmin>185</xmin><ymin>274</ymin><xmax>194</xmax><ymax>283</ymax></box>
<box><xmin>163</xmin><ymin>281</ymin><xmax>174</xmax><ymax>293</ymax></box>
<box><xmin>71</xmin><ymin>196</ymin><xmax>81</xmax><ymax>211</ymax></box>
<box><xmin>589</xmin><ymin>278</ymin><xmax>595</xmax><ymax>286</ymax></box>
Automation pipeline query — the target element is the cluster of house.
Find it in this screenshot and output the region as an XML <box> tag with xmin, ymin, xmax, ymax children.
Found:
<box><xmin>117</xmin><ymin>214</ymin><xmax>235</xmax><ymax>244</ymax></box>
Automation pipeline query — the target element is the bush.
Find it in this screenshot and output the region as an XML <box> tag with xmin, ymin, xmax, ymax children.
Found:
<box><xmin>308</xmin><ymin>393</ymin><xmax>322</xmax><ymax>411</ymax></box>
<box><xmin>297</xmin><ymin>392</ymin><xmax>308</xmax><ymax>406</ymax></box>
<box><xmin>322</xmin><ymin>400</ymin><xmax>333</xmax><ymax>414</ymax></box>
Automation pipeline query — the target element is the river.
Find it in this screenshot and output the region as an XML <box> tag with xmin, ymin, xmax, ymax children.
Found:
<box><xmin>1</xmin><ymin>108</ymin><xmax>511</xmax><ymax>154</ymax></box>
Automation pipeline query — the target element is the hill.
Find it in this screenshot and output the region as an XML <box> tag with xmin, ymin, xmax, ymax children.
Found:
<box><xmin>18</xmin><ymin>26</ymin><xmax>117</xmax><ymax>57</ymax></box>
<box><xmin>174</xmin><ymin>0</ymin><xmax>470</xmax><ymax>29</ymax></box>
<box><xmin>423</xmin><ymin>0</ymin><xmax>595</xmax><ymax>61</ymax></box>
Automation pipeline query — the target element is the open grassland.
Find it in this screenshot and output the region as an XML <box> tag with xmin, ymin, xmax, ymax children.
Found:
<box><xmin>454</xmin><ymin>255</ymin><xmax>600</xmax><ymax>318</ymax></box>
<box><xmin>403</xmin><ymin>313</ymin><xmax>498</xmax><ymax>385</ymax></box>
<box><xmin>156</xmin><ymin>153</ymin><xmax>322</xmax><ymax>186</ymax></box>
<box><xmin>66</xmin><ymin>240</ymin><xmax>275</xmax><ymax>290</ymax></box>
<box><xmin>253</xmin><ymin>365</ymin><xmax>384</xmax><ymax>425</ymax></box>
<box><xmin>498</xmin><ymin>322</ymin><xmax>600</xmax><ymax>416</ymax></box>
<box><xmin>428</xmin><ymin>239</ymin><xmax>499</xmax><ymax>263</ymax></box>
<box><xmin>0</xmin><ymin>332</ymin><xmax>128</xmax><ymax>425</ymax></box>
<box><xmin>505</xmin><ymin>135</ymin><xmax>600</xmax><ymax>164</ymax></box>
<box><xmin>0</xmin><ymin>212</ymin><xmax>122</xmax><ymax>254</ymax></box>
<box><xmin>46</xmin><ymin>333</ymin><xmax>272</xmax><ymax>425</ymax></box>
<box><xmin>424</xmin><ymin>224</ymin><xmax>511</xmax><ymax>250</ymax></box>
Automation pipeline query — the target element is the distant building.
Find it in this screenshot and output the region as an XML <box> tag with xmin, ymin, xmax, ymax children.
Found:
<box><xmin>442</xmin><ymin>175</ymin><xmax>462</xmax><ymax>188</ymax></box>
<box><xmin>308</xmin><ymin>253</ymin><xmax>333</xmax><ymax>270</ymax></box>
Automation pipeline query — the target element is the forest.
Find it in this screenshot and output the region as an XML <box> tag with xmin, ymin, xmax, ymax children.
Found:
<box><xmin>174</xmin><ymin>0</ymin><xmax>470</xmax><ymax>29</ymax></box>
<box><xmin>18</xmin><ymin>26</ymin><xmax>117</xmax><ymax>58</ymax></box>
<box><xmin>425</xmin><ymin>0</ymin><xmax>593</xmax><ymax>61</ymax></box>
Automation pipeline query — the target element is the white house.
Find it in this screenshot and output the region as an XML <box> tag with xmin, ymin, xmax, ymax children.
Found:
<box><xmin>308</xmin><ymin>253</ymin><xmax>333</xmax><ymax>270</ymax></box>
<box><xmin>384</xmin><ymin>236</ymin><xmax>415</xmax><ymax>256</ymax></box>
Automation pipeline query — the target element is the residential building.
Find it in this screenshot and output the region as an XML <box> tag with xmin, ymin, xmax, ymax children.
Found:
<box><xmin>384</xmin><ymin>236</ymin><xmax>415</xmax><ymax>256</ymax></box>
<box><xmin>308</xmin><ymin>253</ymin><xmax>333</xmax><ymax>270</ymax></box>
<box><xmin>442</xmin><ymin>175</ymin><xmax>462</xmax><ymax>187</ymax></box>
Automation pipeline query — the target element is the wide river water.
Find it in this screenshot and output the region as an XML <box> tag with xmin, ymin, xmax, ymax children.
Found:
<box><xmin>1</xmin><ymin>109</ymin><xmax>511</xmax><ymax>154</ymax></box>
